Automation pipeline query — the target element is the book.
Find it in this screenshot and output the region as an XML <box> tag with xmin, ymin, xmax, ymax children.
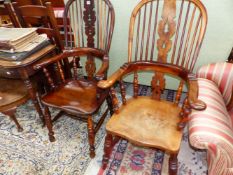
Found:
<box><xmin>0</xmin><ymin>40</ymin><xmax>51</xmax><ymax>61</ymax></box>
<box><xmin>0</xmin><ymin>27</ymin><xmax>48</xmax><ymax>53</ymax></box>
<box><xmin>0</xmin><ymin>27</ymin><xmax>37</xmax><ymax>43</ymax></box>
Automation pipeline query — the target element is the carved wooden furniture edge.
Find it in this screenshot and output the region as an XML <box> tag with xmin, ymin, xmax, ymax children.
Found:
<box><xmin>187</xmin><ymin>74</ymin><xmax>206</xmax><ymax>111</ymax></box>
<box><xmin>95</xmin><ymin>55</ymin><xmax>109</xmax><ymax>81</ymax></box>
<box><xmin>33</xmin><ymin>47</ymin><xmax>107</xmax><ymax>70</ymax></box>
<box><xmin>98</xmin><ymin>61</ymin><xmax>190</xmax><ymax>87</ymax></box>
<box><xmin>97</xmin><ymin>63</ymin><xmax>129</xmax><ymax>89</ymax></box>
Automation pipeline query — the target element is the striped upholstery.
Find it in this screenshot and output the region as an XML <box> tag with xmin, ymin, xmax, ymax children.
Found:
<box><xmin>189</xmin><ymin>63</ymin><xmax>233</xmax><ymax>175</ymax></box>
<box><xmin>197</xmin><ymin>62</ymin><xmax>233</xmax><ymax>106</ymax></box>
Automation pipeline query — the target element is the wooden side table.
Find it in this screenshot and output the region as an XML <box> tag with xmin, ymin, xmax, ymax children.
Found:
<box><xmin>0</xmin><ymin>44</ymin><xmax>56</xmax><ymax>124</ymax></box>
<box><xmin>0</xmin><ymin>78</ymin><xmax>29</xmax><ymax>131</ymax></box>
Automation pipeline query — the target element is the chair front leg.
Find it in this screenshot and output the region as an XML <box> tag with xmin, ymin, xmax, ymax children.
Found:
<box><xmin>44</xmin><ymin>106</ymin><xmax>55</xmax><ymax>142</ymax></box>
<box><xmin>102</xmin><ymin>132</ymin><xmax>113</xmax><ymax>170</ymax></box>
<box><xmin>87</xmin><ymin>115</ymin><xmax>95</xmax><ymax>158</ymax></box>
<box><xmin>169</xmin><ymin>153</ymin><xmax>178</xmax><ymax>175</ymax></box>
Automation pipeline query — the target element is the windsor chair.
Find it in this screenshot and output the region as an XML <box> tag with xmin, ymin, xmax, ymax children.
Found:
<box><xmin>98</xmin><ymin>0</ymin><xmax>207</xmax><ymax>174</ymax></box>
<box><xmin>32</xmin><ymin>0</ymin><xmax>115</xmax><ymax>158</ymax></box>
<box><xmin>11</xmin><ymin>2</ymin><xmax>63</xmax><ymax>52</ymax></box>
<box><xmin>33</xmin><ymin>48</ymin><xmax>110</xmax><ymax>158</ymax></box>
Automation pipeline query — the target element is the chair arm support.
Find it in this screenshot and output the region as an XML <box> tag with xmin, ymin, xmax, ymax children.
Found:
<box><xmin>187</xmin><ymin>73</ymin><xmax>206</xmax><ymax>110</ymax></box>
<box><xmin>33</xmin><ymin>47</ymin><xmax>106</xmax><ymax>70</ymax></box>
<box><xmin>95</xmin><ymin>55</ymin><xmax>109</xmax><ymax>81</ymax></box>
<box><xmin>98</xmin><ymin>63</ymin><xmax>128</xmax><ymax>89</ymax></box>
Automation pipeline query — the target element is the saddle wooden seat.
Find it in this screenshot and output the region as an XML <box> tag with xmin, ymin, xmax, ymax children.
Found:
<box><xmin>42</xmin><ymin>79</ymin><xmax>108</xmax><ymax>114</ymax></box>
<box><xmin>106</xmin><ymin>96</ymin><xmax>182</xmax><ymax>152</ymax></box>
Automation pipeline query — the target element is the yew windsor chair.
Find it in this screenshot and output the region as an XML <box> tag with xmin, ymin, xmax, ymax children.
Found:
<box><xmin>63</xmin><ymin>0</ymin><xmax>115</xmax><ymax>52</ymax></box>
<box><xmin>98</xmin><ymin>0</ymin><xmax>208</xmax><ymax>174</ymax></box>
<box><xmin>32</xmin><ymin>0</ymin><xmax>115</xmax><ymax>158</ymax></box>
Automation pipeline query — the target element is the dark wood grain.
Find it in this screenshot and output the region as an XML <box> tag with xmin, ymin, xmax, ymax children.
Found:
<box><xmin>33</xmin><ymin>47</ymin><xmax>112</xmax><ymax>158</ymax></box>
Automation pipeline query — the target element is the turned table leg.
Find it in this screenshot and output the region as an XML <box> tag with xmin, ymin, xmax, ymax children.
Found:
<box><xmin>19</xmin><ymin>69</ymin><xmax>43</xmax><ymax>121</ymax></box>
<box><xmin>2</xmin><ymin>107</ymin><xmax>23</xmax><ymax>132</ymax></box>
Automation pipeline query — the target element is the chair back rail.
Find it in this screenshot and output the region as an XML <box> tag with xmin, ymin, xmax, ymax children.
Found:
<box><xmin>127</xmin><ymin>0</ymin><xmax>207</xmax><ymax>101</ymax></box>
<box><xmin>11</xmin><ymin>0</ymin><xmax>41</xmax><ymax>6</ymax></box>
<box><xmin>63</xmin><ymin>0</ymin><xmax>115</xmax><ymax>53</ymax></box>
<box><xmin>33</xmin><ymin>48</ymin><xmax>108</xmax><ymax>90</ymax></box>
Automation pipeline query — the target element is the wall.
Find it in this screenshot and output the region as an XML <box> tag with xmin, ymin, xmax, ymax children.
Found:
<box><xmin>107</xmin><ymin>0</ymin><xmax>233</xmax><ymax>88</ymax></box>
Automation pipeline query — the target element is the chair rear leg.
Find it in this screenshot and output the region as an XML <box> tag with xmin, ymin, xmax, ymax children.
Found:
<box><xmin>44</xmin><ymin>106</ymin><xmax>55</xmax><ymax>142</ymax></box>
<box><xmin>87</xmin><ymin>115</ymin><xmax>95</xmax><ymax>158</ymax></box>
<box><xmin>169</xmin><ymin>153</ymin><xmax>178</xmax><ymax>175</ymax></box>
<box><xmin>106</xmin><ymin>94</ymin><xmax>114</xmax><ymax>115</ymax></box>
<box><xmin>102</xmin><ymin>132</ymin><xmax>113</xmax><ymax>170</ymax></box>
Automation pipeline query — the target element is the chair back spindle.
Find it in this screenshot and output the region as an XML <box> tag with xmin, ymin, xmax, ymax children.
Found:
<box><xmin>63</xmin><ymin>0</ymin><xmax>115</xmax><ymax>54</ymax></box>
<box><xmin>119</xmin><ymin>80</ymin><xmax>126</xmax><ymax>105</ymax></box>
<box><xmin>133</xmin><ymin>72</ymin><xmax>139</xmax><ymax>98</ymax></box>
<box><xmin>127</xmin><ymin>0</ymin><xmax>207</xmax><ymax>102</ymax></box>
<box><xmin>43</xmin><ymin>67</ymin><xmax>56</xmax><ymax>89</ymax></box>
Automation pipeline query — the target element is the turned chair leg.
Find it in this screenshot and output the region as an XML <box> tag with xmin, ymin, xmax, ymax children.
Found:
<box><xmin>106</xmin><ymin>94</ymin><xmax>114</xmax><ymax>115</ymax></box>
<box><xmin>102</xmin><ymin>132</ymin><xmax>113</xmax><ymax>170</ymax></box>
<box><xmin>87</xmin><ymin>115</ymin><xmax>95</xmax><ymax>158</ymax></box>
<box><xmin>169</xmin><ymin>153</ymin><xmax>178</xmax><ymax>175</ymax></box>
<box><xmin>44</xmin><ymin>106</ymin><xmax>55</xmax><ymax>142</ymax></box>
<box><xmin>3</xmin><ymin>107</ymin><xmax>23</xmax><ymax>132</ymax></box>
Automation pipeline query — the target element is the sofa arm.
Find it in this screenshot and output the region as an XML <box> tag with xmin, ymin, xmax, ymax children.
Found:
<box><xmin>197</xmin><ymin>62</ymin><xmax>233</xmax><ymax>106</ymax></box>
<box><xmin>189</xmin><ymin>78</ymin><xmax>233</xmax><ymax>174</ymax></box>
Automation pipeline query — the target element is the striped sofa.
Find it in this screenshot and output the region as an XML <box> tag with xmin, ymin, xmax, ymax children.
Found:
<box><xmin>189</xmin><ymin>62</ymin><xmax>233</xmax><ymax>175</ymax></box>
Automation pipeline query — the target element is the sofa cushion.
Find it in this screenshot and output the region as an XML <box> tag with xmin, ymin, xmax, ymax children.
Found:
<box><xmin>189</xmin><ymin>78</ymin><xmax>233</xmax><ymax>149</ymax></box>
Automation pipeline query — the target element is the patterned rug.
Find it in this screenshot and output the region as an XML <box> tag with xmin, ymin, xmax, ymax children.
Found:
<box><xmin>0</xmin><ymin>84</ymin><xmax>207</xmax><ymax>175</ymax></box>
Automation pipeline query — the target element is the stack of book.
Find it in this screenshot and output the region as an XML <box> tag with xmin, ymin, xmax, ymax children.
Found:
<box><xmin>0</xmin><ymin>27</ymin><xmax>50</xmax><ymax>61</ymax></box>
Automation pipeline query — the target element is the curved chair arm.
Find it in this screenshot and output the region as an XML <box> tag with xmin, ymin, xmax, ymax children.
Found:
<box><xmin>33</xmin><ymin>47</ymin><xmax>106</xmax><ymax>70</ymax></box>
<box><xmin>98</xmin><ymin>63</ymin><xmax>129</xmax><ymax>89</ymax></box>
<box><xmin>187</xmin><ymin>73</ymin><xmax>206</xmax><ymax>110</ymax></box>
<box><xmin>95</xmin><ymin>55</ymin><xmax>109</xmax><ymax>81</ymax></box>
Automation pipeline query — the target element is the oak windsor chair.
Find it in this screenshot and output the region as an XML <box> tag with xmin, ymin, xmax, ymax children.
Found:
<box><xmin>98</xmin><ymin>0</ymin><xmax>208</xmax><ymax>174</ymax></box>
